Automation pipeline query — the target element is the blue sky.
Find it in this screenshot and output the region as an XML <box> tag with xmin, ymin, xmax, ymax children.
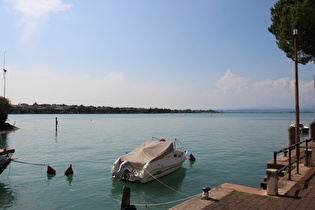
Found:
<box><xmin>0</xmin><ymin>0</ymin><xmax>314</xmax><ymax>110</ymax></box>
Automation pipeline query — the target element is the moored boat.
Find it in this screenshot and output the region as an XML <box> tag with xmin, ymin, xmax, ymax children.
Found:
<box><xmin>111</xmin><ymin>137</ymin><xmax>187</xmax><ymax>183</ymax></box>
<box><xmin>0</xmin><ymin>148</ymin><xmax>15</xmax><ymax>174</ymax></box>
<box><xmin>290</xmin><ymin>122</ymin><xmax>309</xmax><ymax>133</ymax></box>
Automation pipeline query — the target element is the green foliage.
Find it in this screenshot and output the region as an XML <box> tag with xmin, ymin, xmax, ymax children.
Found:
<box><xmin>268</xmin><ymin>0</ymin><xmax>315</xmax><ymax>64</ymax></box>
<box><xmin>0</xmin><ymin>97</ymin><xmax>11</xmax><ymax>123</ymax></box>
<box><xmin>283</xmin><ymin>165</ymin><xmax>296</xmax><ymax>176</ymax></box>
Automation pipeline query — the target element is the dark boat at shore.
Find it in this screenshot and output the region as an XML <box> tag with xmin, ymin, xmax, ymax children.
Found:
<box><xmin>0</xmin><ymin>149</ymin><xmax>15</xmax><ymax>174</ymax></box>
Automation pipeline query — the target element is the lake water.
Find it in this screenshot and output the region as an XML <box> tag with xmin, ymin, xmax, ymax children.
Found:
<box><xmin>0</xmin><ymin>113</ymin><xmax>313</xmax><ymax>209</ymax></box>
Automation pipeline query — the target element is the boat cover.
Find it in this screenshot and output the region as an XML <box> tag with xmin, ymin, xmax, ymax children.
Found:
<box><xmin>120</xmin><ymin>141</ymin><xmax>174</xmax><ymax>169</ymax></box>
<box><xmin>0</xmin><ymin>149</ymin><xmax>15</xmax><ymax>159</ymax></box>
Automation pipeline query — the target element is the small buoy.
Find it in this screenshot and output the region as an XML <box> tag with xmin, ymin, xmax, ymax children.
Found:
<box><xmin>47</xmin><ymin>165</ymin><xmax>56</xmax><ymax>175</ymax></box>
<box><xmin>159</xmin><ymin>139</ymin><xmax>166</xmax><ymax>142</ymax></box>
<box><xmin>64</xmin><ymin>164</ymin><xmax>74</xmax><ymax>175</ymax></box>
<box><xmin>188</xmin><ymin>154</ymin><xmax>196</xmax><ymax>161</ymax></box>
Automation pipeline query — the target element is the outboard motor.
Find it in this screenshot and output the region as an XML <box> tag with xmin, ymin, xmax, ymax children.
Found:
<box><xmin>112</xmin><ymin>161</ymin><xmax>133</xmax><ymax>182</ymax></box>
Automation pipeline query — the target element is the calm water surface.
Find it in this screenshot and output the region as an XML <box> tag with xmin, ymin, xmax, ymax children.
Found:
<box><xmin>0</xmin><ymin>113</ymin><xmax>313</xmax><ymax>209</ymax></box>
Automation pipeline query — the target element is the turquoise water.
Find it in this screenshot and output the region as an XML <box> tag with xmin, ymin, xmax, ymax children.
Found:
<box><xmin>0</xmin><ymin>113</ymin><xmax>313</xmax><ymax>209</ymax></box>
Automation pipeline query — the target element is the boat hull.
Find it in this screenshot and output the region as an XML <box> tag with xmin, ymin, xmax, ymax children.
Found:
<box><xmin>0</xmin><ymin>159</ymin><xmax>12</xmax><ymax>174</ymax></box>
<box><xmin>0</xmin><ymin>149</ymin><xmax>15</xmax><ymax>175</ymax></box>
<box><xmin>139</xmin><ymin>160</ymin><xmax>185</xmax><ymax>183</ymax></box>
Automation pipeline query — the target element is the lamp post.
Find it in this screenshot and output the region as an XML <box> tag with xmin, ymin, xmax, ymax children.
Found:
<box><xmin>3</xmin><ymin>51</ymin><xmax>7</xmax><ymax>98</ymax></box>
<box><xmin>293</xmin><ymin>29</ymin><xmax>300</xmax><ymax>174</ymax></box>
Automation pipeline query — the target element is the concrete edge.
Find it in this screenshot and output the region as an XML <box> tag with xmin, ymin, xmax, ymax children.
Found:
<box><xmin>284</xmin><ymin>167</ymin><xmax>315</xmax><ymax>196</ymax></box>
<box><xmin>169</xmin><ymin>183</ymin><xmax>264</xmax><ymax>210</ymax></box>
<box><xmin>219</xmin><ymin>183</ymin><xmax>266</xmax><ymax>195</ymax></box>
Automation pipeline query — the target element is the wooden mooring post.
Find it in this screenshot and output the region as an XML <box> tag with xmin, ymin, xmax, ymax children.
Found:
<box><xmin>121</xmin><ymin>186</ymin><xmax>137</xmax><ymax>210</ymax></box>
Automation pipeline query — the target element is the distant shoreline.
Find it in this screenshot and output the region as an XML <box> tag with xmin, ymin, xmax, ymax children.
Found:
<box><xmin>9</xmin><ymin>103</ymin><xmax>221</xmax><ymax>114</ymax></box>
<box><xmin>8</xmin><ymin>103</ymin><xmax>314</xmax><ymax>114</ymax></box>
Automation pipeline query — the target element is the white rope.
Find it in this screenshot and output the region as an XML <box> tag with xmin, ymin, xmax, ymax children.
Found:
<box><xmin>144</xmin><ymin>168</ymin><xmax>191</xmax><ymax>197</ymax></box>
<box><xmin>74</xmin><ymin>167</ymin><xmax>198</xmax><ymax>208</ymax></box>
<box><xmin>72</xmin><ymin>168</ymin><xmax>121</xmax><ymax>205</ymax></box>
<box><xmin>11</xmin><ymin>159</ymin><xmax>199</xmax><ymax>208</ymax></box>
<box><xmin>13</xmin><ymin>159</ymin><xmax>48</xmax><ymax>166</ymax></box>
<box><xmin>132</xmin><ymin>193</ymin><xmax>200</xmax><ymax>207</ymax></box>
<box><xmin>127</xmin><ymin>168</ymin><xmax>201</xmax><ymax>207</ymax></box>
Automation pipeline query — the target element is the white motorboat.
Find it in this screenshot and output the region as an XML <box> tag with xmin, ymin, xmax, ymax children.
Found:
<box><xmin>0</xmin><ymin>149</ymin><xmax>15</xmax><ymax>175</ymax></box>
<box><xmin>290</xmin><ymin>122</ymin><xmax>309</xmax><ymax>133</ymax></box>
<box><xmin>111</xmin><ymin>138</ymin><xmax>187</xmax><ymax>183</ymax></box>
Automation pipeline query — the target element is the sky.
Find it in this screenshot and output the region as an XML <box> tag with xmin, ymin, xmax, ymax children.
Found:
<box><xmin>0</xmin><ymin>0</ymin><xmax>314</xmax><ymax>110</ymax></box>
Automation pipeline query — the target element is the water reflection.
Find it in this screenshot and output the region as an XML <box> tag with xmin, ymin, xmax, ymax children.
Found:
<box><xmin>65</xmin><ymin>174</ymin><xmax>73</xmax><ymax>185</ymax></box>
<box><xmin>47</xmin><ymin>173</ymin><xmax>56</xmax><ymax>180</ymax></box>
<box><xmin>0</xmin><ymin>182</ymin><xmax>16</xmax><ymax>208</ymax></box>
<box><xmin>0</xmin><ymin>133</ymin><xmax>9</xmax><ymax>149</ymax></box>
<box><xmin>55</xmin><ymin>127</ymin><xmax>58</xmax><ymax>142</ymax></box>
<box><xmin>0</xmin><ymin>131</ymin><xmax>17</xmax><ymax>149</ymax></box>
<box><xmin>188</xmin><ymin>160</ymin><xmax>196</xmax><ymax>168</ymax></box>
<box><xmin>111</xmin><ymin>167</ymin><xmax>186</xmax><ymax>205</ymax></box>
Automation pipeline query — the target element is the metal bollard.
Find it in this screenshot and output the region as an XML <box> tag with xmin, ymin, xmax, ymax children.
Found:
<box><xmin>201</xmin><ymin>187</ymin><xmax>211</xmax><ymax>200</ymax></box>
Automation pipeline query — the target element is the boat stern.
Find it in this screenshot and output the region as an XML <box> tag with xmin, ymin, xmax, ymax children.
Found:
<box><xmin>111</xmin><ymin>160</ymin><xmax>133</xmax><ymax>182</ymax></box>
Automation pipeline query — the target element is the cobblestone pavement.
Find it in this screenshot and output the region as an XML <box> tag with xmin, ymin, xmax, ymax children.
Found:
<box><xmin>202</xmin><ymin>170</ymin><xmax>315</xmax><ymax>210</ymax></box>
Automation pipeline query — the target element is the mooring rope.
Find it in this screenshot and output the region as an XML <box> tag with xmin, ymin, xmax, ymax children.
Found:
<box><xmin>72</xmin><ymin>168</ymin><xmax>121</xmax><ymax>205</ymax></box>
<box><xmin>126</xmin><ymin>168</ymin><xmax>201</xmax><ymax>208</ymax></box>
<box><xmin>11</xmin><ymin>160</ymin><xmax>121</xmax><ymax>207</ymax></box>
<box><xmin>12</xmin><ymin>159</ymin><xmax>48</xmax><ymax>166</ymax></box>
<box><xmin>132</xmin><ymin>193</ymin><xmax>200</xmax><ymax>207</ymax></box>
<box><xmin>144</xmin><ymin>168</ymin><xmax>190</xmax><ymax>197</ymax></box>
<box><xmin>11</xmin><ymin>160</ymin><xmax>197</xmax><ymax>208</ymax></box>
<box><xmin>74</xmin><ymin>167</ymin><xmax>197</xmax><ymax>208</ymax></box>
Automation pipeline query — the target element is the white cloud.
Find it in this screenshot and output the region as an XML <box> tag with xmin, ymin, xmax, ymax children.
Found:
<box><xmin>252</xmin><ymin>79</ymin><xmax>272</xmax><ymax>91</ymax></box>
<box><xmin>215</xmin><ymin>69</ymin><xmax>248</xmax><ymax>93</ymax></box>
<box><xmin>8</xmin><ymin>0</ymin><xmax>72</xmax><ymax>39</ymax></box>
<box><xmin>207</xmin><ymin>70</ymin><xmax>311</xmax><ymax>109</ymax></box>
<box><xmin>299</xmin><ymin>80</ymin><xmax>314</xmax><ymax>102</ymax></box>
<box><xmin>272</xmin><ymin>77</ymin><xmax>290</xmax><ymax>90</ymax></box>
